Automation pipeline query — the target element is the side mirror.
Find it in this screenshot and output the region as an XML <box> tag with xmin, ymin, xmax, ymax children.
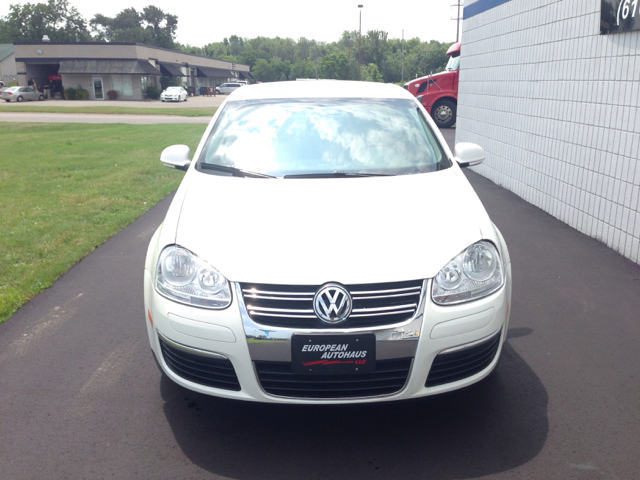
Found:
<box><xmin>455</xmin><ymin>142</ymin><xmax>485</xmax><ymax>168</ymax></box>
<box><xmin>160</xmin><ymin>144</ymin><xmax>191</xmax><ymax>171</ymax></box>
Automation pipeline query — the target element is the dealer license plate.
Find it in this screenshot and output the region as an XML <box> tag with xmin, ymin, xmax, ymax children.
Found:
<box><xmin>291</xmin><ymin>334</ymin><xmax>376</xmax><ymax>375</ymax></box>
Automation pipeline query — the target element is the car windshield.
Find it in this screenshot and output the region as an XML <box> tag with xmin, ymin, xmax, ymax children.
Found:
<box><xmin>446</xmin><ymin>55</ymin><xmax>460</xmax><ymax>71</ymax></box>
<box><xmin>166</xmin><ymin>87</ymin><xmax>181</xmax><ymax>91</ymax></box>
<box><xmin>197</xmin><ymin>98</ymin><xmax>448</xmax><ymax>178</ymax></box>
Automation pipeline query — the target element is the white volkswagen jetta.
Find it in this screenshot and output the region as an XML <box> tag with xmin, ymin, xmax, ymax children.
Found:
<box><xmin>144</xmin><ymin>80</ymin><xmax>512</xmax><ymax>403</ymax></box>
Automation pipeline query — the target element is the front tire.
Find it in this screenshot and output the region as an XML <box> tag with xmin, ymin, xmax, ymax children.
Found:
<box><xmin>431</xmin><ymin>99</ymin><xmax>456</xmax><ymax>128</ymax></box>
<box><xmin>4</xmin><ymin>99</ymin><xmax>9</xmax><ymax>103</ymax></box>
<box><xmin>39</xmin><ymin>94</ymin><xmax>45</xmax><ymax>101</ymax></box>
<box><xmin>16</xmin><ymin>96</ymin><xmax>24</xmax><ymax>102</ymax></box>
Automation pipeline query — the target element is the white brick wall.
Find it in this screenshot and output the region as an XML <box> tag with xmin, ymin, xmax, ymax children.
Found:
<box><xmin>457</xmin><ymin>0</ymin><xmax>640</xmax><ymax>264</ymax></box>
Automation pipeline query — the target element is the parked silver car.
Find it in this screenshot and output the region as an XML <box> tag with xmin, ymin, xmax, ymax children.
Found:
<box><xmin>215</xmin><ymin>83</ymin><xmax>244</xmax><ymax>95</ymax></box>
<box><xmin>2</xmin><ymin>86</ymin><xmax>45</xmax><ymax>102</ymax></box>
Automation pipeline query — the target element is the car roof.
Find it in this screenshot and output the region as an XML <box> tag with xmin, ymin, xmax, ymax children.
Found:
<box><xmin>228</xmin><ymin>80</ymin><xmax>413</xmax><ymax>101</ymax></box>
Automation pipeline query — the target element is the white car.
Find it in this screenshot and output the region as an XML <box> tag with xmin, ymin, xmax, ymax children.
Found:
<box><xmin>160</xmin><ymin>86</ymin><xmax>188</xmax><ymax>102</ymax></box>
<box><xmin>214</xmin><ymin>82</ymin><xmax>243</xmax><ymax>95</ymax></box>
<box><xmin>144</xmin><ymin>81</ymin><xmax>512</xmax><ymax>404</ymax></box>
<box><xmin>2</xmin><ymin>86</ymin><xmax>45</xmax><ymax>102</ymax></box>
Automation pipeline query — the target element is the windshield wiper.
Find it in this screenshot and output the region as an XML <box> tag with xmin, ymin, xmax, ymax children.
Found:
<box><xmin>283</xmin><ymin>171</ymin><xmax>392</xmax><ymax>179</ymax></box>
<box><xmin>198</xmin><ymin>163</ymin><xmax>276</xmax><ymax>178</ymax></box>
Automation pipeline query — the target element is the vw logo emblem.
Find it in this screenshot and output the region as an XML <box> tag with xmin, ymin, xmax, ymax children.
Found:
<box><xmin>313</xmin><ymin>284</ymin><xmax>352</xmax><ymax>324</ymax></box>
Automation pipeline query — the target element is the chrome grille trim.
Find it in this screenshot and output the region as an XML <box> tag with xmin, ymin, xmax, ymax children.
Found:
<box><xmin>242</xmin><ymin>289</ymin><xmax>314</xmax><ymax>296</ymax></box>
<box><xmin>352</xmin><ymin>287</ymin><xmax>421</xmax><ymax>295</ymax></box>
<box><xmin>351</xmin><ymin>303</ymin><xmax>417</xmax><ymax>313</ymax></box>
<box><xmin>158</xmin><ymin>331</ymin><xmax>228</xmax><ymax>360</ymax></box>
<box><xmin>352</xmin><ymin>292</ymin><xmax>421</xmax><ymax>300</ymax></box>
<box><xmin>439</xmin><ymin>328</ymin><xmax>502</xmax><ymax>354</ymax></box>
<box><xmin>248</xmin><ymin>306</ymin><xmax>315</xmax><ymax>314</ymax></box>
<box><xmin>244</xmin><ymin>295</ymin><xmax>313</xmax><ymax>301</ymax></box>
<box><xmin>250</xmin><ymin>312</ymin><xmax>317</xmax><ymax>319</ymax></box>
<box><xmin>350</xmin><ymin>309</ymin><xmax>416</xmax><ymax>318</ymax></box>
<box><xmin>238</xmin><ymin>281</ymin><xmax>427</xmax><ymax>363</ymax></box>
<box><xmin>239</xmin><ymin>280</ymin><xmax>424</xmax><ymax>330</ymax></box>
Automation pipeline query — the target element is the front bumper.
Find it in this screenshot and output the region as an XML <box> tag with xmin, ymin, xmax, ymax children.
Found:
<box><xmin>144</xmin><ymin>265</ymin><xmax>512</xmax><ymax>404</ymax></box>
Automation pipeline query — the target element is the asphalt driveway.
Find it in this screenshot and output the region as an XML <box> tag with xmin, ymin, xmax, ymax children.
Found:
<box><xmin>0</xmin><ymin>129</ymin><xmax>639</xmax><ymax>479</ymax></box>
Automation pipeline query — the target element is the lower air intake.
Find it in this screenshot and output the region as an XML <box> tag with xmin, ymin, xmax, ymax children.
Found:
<box><xmin>255</xmin><ymin>358</ymin><xmax>412</xmax><ymax>399</ymax></box>
<box><xmin>159</xmin><ymin>335</ymin><xmax>241</xmax><ymax>391</ymax></box>
<box><xmin>426</xmin><ymin>329</ymin><xmax>502</xmax><ymax>387</ymax></box>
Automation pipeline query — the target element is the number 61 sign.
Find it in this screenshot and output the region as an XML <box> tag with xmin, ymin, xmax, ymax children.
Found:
<box><xmin>601</xmin><ymin>0</ymin><xmax>640</xmax><ymax>33</ymax></box>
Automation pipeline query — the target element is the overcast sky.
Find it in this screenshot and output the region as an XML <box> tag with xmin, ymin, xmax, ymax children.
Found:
<box><xmin>69</xmin><ymin>0</ymin><xmax>462</xmax><ymax>46</ymax></box>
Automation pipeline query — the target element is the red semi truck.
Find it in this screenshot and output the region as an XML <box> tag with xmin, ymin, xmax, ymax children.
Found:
<box><xmin>404</xmin><ymin>42</ymin><xmax>460</xmax><ymax>128</ymax></box>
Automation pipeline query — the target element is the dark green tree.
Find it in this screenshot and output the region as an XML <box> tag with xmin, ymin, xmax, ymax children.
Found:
<box><xmin>175</xmin><ymin>30</ymin><xmax>452</xmax><ymax>85</ymax></box>
<box><xmin>290</xmin><ymin>59</ymin><xmax>316</xmax><ymax>80</ymax></box>
<box><xmin>251</xmin><ymin>58</ymin><xmax>291</xmax><ymax>82</ymax></box>
<box><xmin>90</xmin><ymin>6</ymin><xmax>177</xmax><ymax>48</ymax></box>
<box><xmin>142</xmin><ymin>6</ymin><xmax>177</xmax><ymax>48</ymax></box>
<box><xmin>319</xmin><ymin>52</ymin><xmax>348</xmax><ymax>80</ymax></box>
<box><xmin>0</xmin><ymin>0</ymin><xmax>90</xmax><ymax>43</ymax></box>
<box><xmin>361</xmin><ymin>63</ymin><xmax>384</xmax><ymax>82</ymax></box>
<box><xmin>239</xmin><ymin>47</ymin><xmax>269</xmax><ymax>69</ymax></box>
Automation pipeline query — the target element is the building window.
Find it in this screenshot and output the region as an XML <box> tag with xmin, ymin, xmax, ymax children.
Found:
<box><xmin>112</xmin><ymin>75</ymin><xmax>133</xmax><ymax>96</ymax></box>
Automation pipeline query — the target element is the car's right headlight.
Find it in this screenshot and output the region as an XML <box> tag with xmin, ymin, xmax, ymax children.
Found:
<box><xmin>156</xmin><ymin>245</ymin><xmax>231</xmax><ymax>309</ymax></box>
<box><xmin>432</xmin><ymin>241</ymin><xmax>504</xmax><ymax>305</ymax></box>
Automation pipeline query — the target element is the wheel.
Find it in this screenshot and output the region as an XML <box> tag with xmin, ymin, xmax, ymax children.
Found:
<box><xmin>4</xmin><ymin>99</ymin><xmax>9</xmax><ymax>103</ymax></box>
<box><xmin>39</xmin><ymin>94</ymin><xmax>44</xmax><ymax>101</ymax></box>
<box><xmin>184</xmin><ymin>96</ymin><xmax>187</xmax><ymax>102</ymax></box>
<box><xmin>16</xmin><ymin>95</ymin><xmax>24</xmax><ymax>102</ymax></box>
<box><xmin>215</xmin><ymin>89</ymin><xmax>220</xmax><ymax>95</ymax></box>
<box><xmin>161</xmin><ymin>99</ymin><xmax>165</xmax><ymax>102</ymax></box>
<box><xmin>431</xmin><ymin>99</ymin><xmax>456</xmax><ymax>128</ymax></box>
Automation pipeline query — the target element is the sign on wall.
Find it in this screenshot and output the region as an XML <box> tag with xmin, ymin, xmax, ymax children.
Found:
<box><xmin>601</xmin><ymin>0</ymin><xmax>640</xmax><ymax>34</ymax></box>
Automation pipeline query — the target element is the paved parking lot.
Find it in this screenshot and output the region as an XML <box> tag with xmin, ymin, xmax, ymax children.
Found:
<box><xmin>0</xmin><ymin>112</ymin><xmax>212</xmax><ymax>123</ymax></box>
<box><xmin>0</xmin><ymin>94</ymin><xmax>227</xmax><ymax>108</ymax></box>
<box><xmin>0</xmin><ymin>127</ymin><xmax>639</xmax><ymax>478</ymax></box>
<box><xmin>0</xmin><ymin>94</ymin><xmax>224</xmax><ymax>123</ymax></box>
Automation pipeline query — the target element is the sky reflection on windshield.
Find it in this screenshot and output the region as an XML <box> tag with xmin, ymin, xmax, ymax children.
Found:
<box><xmin>200</xmin><ymin>99</ymin><xmax>444</xmax><ymax>176</ymax></box>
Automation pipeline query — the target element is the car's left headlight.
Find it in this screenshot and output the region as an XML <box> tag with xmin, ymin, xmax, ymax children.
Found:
<box><xmin>155</xmin><ymin>245</ymin><xmax>231</xmax><ymax>309</ymax></box>
<box><xmin>432</xmin><ymin>241</ymin><xmax>504</xmax><ymax>305</ymax></box>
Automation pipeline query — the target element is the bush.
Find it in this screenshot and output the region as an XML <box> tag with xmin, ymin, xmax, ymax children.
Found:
<box><xmin>106</xmin><ymin>90</ymin><xmax>118</xmax><ymax>100</ymax></box>
<box><xmin>65</xmin><ymin>85</ymin><xmax>89</xmax><ymax>100</ymax></box>
<box><xmin>75</xmin><ymin>85</ymin><xmax>89</xmax><ymax>100</ymax></box>
<box><xmin>144</xmin><ymin>84</ymin><xmax>161</xmax><ymax>99</ymax></box>
<box><xmin>160</xmin><ymin>75</ymin><xmax>179</xmax><ymax>91</ymax></box>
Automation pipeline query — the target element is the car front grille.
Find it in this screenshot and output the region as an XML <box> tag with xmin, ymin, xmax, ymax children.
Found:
<box><xmin>426</xmin><ymin>329</ymin><xmax>502</xmax><ymax>387</ymax></box>
<box><xmin>240</xmin><ymin>280</ymin><xmax>423</xmax><ymax>329</ymax></box>
<box><xmin>254</xmin><ymin>358</ymin><xmax>412</xmax><ymax>399</ymax></box>
<box><xmin>159</xmin><ymin>335</ymin><xmax>241</xmax><ymax>391</ymax></box>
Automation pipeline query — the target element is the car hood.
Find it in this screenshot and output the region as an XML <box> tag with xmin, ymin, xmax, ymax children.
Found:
<box><xmin>407</xmin><ymin>70</ymin><xmax>455</xmax><ymax>88</ymax></box>
<box><xmin>174</xmin><ymin>168</ymin><xmax>486</xmax><ymax>285</ymax></box>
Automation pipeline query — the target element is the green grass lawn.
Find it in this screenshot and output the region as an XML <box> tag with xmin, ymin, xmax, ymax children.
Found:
<box><xmin>0</xmin><ymin>104</ymin><xmax>218</xmax><ymax>117</ymax></box>
<box><xmin>0</xmin><ymin>122</ymin><xmax>207</xmax><ymax>323</ymax></box>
